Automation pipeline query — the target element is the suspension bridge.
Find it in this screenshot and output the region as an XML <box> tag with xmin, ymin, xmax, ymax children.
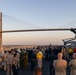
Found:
<box><xmin>0</xmin><ymin>12</ymin><xmax>76</xmax><ymax>51</ymax></box>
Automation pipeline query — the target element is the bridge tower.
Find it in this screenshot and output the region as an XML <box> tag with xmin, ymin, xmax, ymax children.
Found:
<box><xmin>0</xmin><ymin>12</ymin><xmax>2</xmax><ymax>52</ymax></box>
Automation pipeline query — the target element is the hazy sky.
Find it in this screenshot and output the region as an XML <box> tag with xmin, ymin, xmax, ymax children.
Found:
<box><xmin>0</xmin><ymin>0</ymin><xmax>76</xmax><ymax>45</ymax></box>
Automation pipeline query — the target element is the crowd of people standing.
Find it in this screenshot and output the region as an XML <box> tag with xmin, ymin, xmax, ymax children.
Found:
<box><xmin>0</xmin><ymin>47</ymin><xmax>43</xmax><ymax>75</ymax></box>
<box><xmin>0</xmin><ymin>46</ymin><xmax>76</xmax><ymax>75</ymax></box>
<box><xmin>45</xmin><ymin>46</ymin><xmax>76</xmax><ymax>75</ymax></box>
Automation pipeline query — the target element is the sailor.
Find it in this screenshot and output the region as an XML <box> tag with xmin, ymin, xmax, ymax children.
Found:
<box><xmin>20</xmin><ymin>49</ymin><xmax>24</xmax><ymax>69</ymax></box>
<box><xmin>68</xmin><ymin>48</ymin><xmax>73</xmax><ymax>59</ymax></box>
<box><xmin>53</xmin><ymin>53</ymin><xmax>67</xmax><ymax>75</ymax></box>
<box><xmin>36</xmin><ymin>50</ymin><xmax>43</xmax><ymax>69</ymax></box>
<box><xmin>15</xmin><ymin>51</ymin><xmax>20</xmax><ymax>68</ymax></box>
<box><xmin>12</xmin><ymin>60</ymin><xmax>19</xmax><ymax>75</ymax></box>
<box><xmin>31</xmin><ymin>51</ymin><xmax>36</xmax><ymax>71</ymax></box>
<box><xmin>3</xmin><ymin>51</ymin><xmax>7</xmax><ymax>71</ymax></box>
<box><xmin>69</xmin><ymin>53</ymin><xmax>76</xmax><ymax>75</ymax></box>
<box><xmin>23</xmin><ymin>50</ymin><xmax>28</xmax><ymax>68</ymax></box>
<box><xmin>6</xmin><ymin>51</ymin><xmax>13</xmax><ymax>75</ymax></box>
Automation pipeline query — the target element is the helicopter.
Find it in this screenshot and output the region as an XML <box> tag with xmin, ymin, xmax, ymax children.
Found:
<box><xmin>62</xmin><ymin>28</ymin><xmax>76</xmax><ymax>48</ymax></box>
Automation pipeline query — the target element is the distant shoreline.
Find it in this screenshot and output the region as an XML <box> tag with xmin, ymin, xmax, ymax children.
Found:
<box><xmin>3</xmin><ymin>44</ymin><xmax>63</xmax><ymax>51</ymax></box>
